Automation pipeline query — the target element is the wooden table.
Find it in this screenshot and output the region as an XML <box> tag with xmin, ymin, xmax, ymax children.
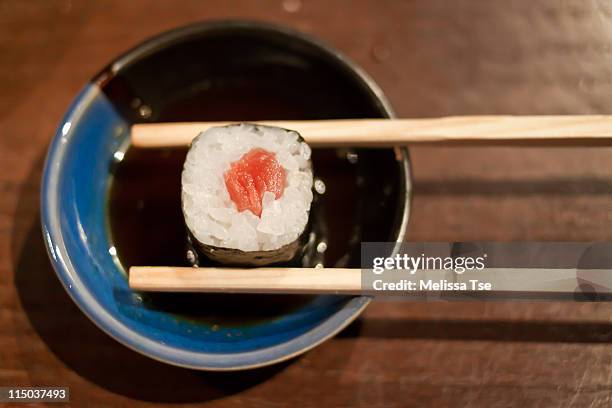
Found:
<box><xmin>3</xmin><ymin>1</ymin><xmax>612</xmax><ymax>406</ymax></box>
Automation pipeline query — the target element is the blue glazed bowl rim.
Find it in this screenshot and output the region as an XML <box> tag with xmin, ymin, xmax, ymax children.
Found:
<box><xmin>40</xmin><ymin>20</ymin><xmax>411</xmax><ymax>371</ymax></box>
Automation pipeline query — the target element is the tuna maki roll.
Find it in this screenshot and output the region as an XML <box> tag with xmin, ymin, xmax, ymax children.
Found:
<box><xmin>181</xmin><ymin>123</ymin><xmax>314</xmax><ymax>266</ymax></box>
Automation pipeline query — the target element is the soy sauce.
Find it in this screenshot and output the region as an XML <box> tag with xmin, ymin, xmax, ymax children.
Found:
<box><xmin>103</xmin><ymin>33</ymin><xmax>400</xmax><ymax>326</ymax></box>
<box><xmin>108</xmin><ymin>146</ymin><xmax>361</xmax><ymax>325</ymax></box>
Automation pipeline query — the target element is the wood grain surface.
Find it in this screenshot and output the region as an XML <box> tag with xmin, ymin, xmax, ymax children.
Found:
<box><xmin>3</xmin><ymin>1</ymin><xmax>612</xmax><ymax>406</ymax></box>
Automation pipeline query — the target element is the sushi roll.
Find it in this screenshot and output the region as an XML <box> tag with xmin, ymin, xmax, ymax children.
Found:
<box><xmin>181</xmin><ymin>123</ymin><xmax>314</xmax><ymax>266</ymax></box>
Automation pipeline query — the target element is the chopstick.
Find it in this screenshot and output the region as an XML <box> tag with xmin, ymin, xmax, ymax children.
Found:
<box><xmin>129</xmin><ymin>266</ymin><xmax>362</xmax><ymax>295</ymax></box>
<box><xmin>131</xmin><ymin>116</ymin><xmax>612</xmax><ymax>148</ymax></box>
<box><xmin>129</xmin><ymin>266</ymin><xmax>612</xmax><ymax>300</ymax></box>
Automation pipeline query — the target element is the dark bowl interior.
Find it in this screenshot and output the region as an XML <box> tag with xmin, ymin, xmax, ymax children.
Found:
<box><xmin>105</xmin><ymin>23</ymin><xmax>405</xmax><ymax>321</ymax></box>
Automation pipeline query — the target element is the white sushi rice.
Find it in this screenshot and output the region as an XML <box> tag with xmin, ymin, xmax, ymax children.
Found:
<box><xmin>182</xmin><ymin>124</ymin><xmax>314</xmax><ymax>252</ymax></box>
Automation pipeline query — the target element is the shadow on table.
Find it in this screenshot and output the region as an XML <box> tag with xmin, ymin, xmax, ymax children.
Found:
<box><xmin>11</xmin><ymin>152</ymin><xmax>295</xmax><ymax>404</ymax></box>
<box><xmin>339</xmin><ymin>316</ymin><xmax>612</xmax><ymax>343</ymax></box>
<box><xmin>413</xmin><ymin>177</ymin><xmax>612</xmax><ymax>196</ymax></box>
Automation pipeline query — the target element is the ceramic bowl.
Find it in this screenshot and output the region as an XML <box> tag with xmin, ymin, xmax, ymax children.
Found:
<box><xmin>41</xmin><ymin>21</ymin><xmax>411</xmax><ymax>370</ymax></box>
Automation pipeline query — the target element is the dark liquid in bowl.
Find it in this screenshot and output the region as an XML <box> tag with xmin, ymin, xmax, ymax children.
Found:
<box><xmin>108</xmin><ymin>147</ymin><xmax>363</xmax><ymax>325</ymax></box>
<box><xmin>104</xmin><ymin>29</ymin><xmax>402</xmax><ymax>326</ymax></box>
